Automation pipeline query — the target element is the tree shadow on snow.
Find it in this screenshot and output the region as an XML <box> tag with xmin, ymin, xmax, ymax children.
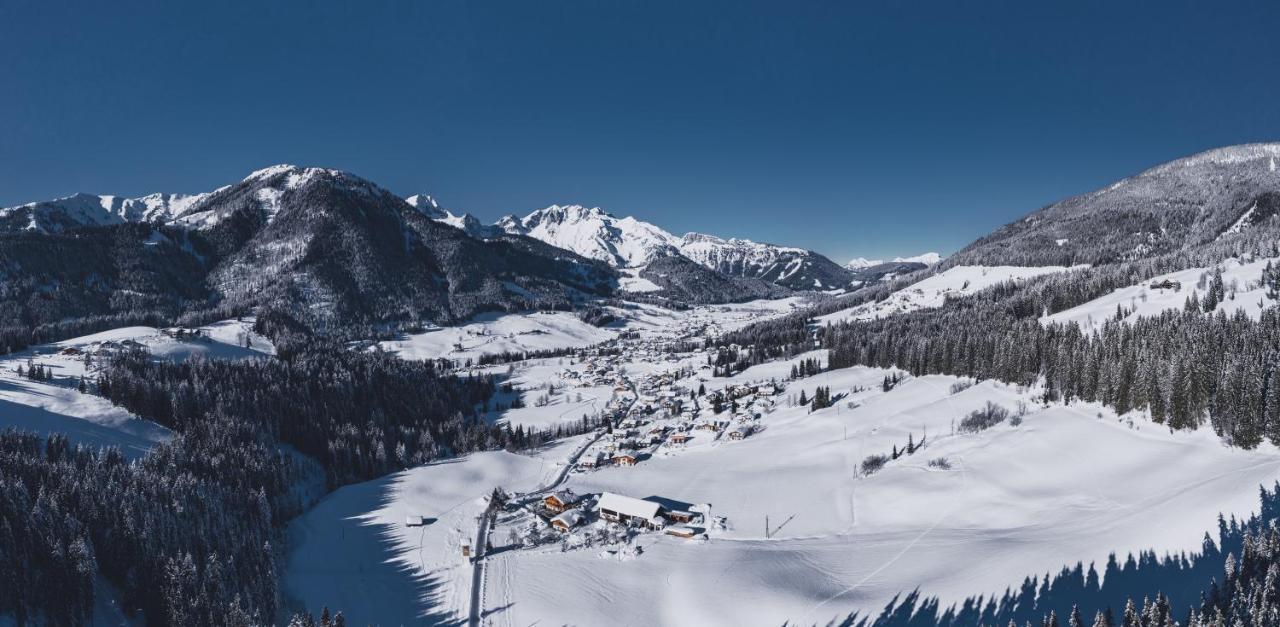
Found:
<box><xmin>802</xmin><ymin>483</ymin><xmax>1280</xmax><ymax>627</ymax></box>
<box><xmin>284</xmin><ymin>464</ymin><xmax>473</xmax><ymax>627</ymax></box>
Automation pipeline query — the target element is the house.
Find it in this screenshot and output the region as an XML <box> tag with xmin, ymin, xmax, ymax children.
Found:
<box><xmin>612</xmin><ymin>452</ymin><xmax>638</xmax><ymax>467</ymax></box>
<box><xmin>59</xmin><ymin>346</ymin><xmax>83</xmax><ymax>356</ymax></box>
<box><xmin>578</xmin><ymin>452</ymin><xmax>604</xmax><ymax>469</ymax></box>
<box><xmin>550</xmin><ymin>509</ymin><xmax>584</xmax><ymax>532</ymax></box>
<box><xmin>729</xmin><ymin>425</ymin><xmax>752</xmax><ymax>440</ymax></box>
<box><xmin>597</xmin><ymin>493</ymin><xmax>664</xmax><ymax>529</ymax></box>
<box><xmin>670</xmin><ymin>433</ymin><xmax>691</xmax><ymax>445</ymax></box>
<box><xmin>544</xmin><ymin>490</ymin><xmax>580</xmax><ymax>513</ymax></box>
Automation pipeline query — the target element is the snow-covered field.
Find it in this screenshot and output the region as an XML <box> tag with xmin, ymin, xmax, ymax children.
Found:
<box><xmin>0</xmin><ymin>318</ymin><xmax>271</xmax><ymax>457</ymax></box>
<box><xmin>1042</xmin><ymin>256</ymin><xmax>1278</xmax><ymax>331</ymax></box>
<box><xmin>378</xmin><ymin>311</ymin><xmax>616</xmax><ymax>363</ymax></box>
<box><xmin>285</xmin><ymin>356</ymin><xmax>1280</xmax><ymax>626</ymax></box>
<box><xmin>818</xmin><ymin>265</ymin><xmax>1087</xmax><ymax>325</ymax></box>
<box><xmin>281</xmin><ymin>436</ymin><xmax>590</xmax><ymax>625</ymax></box>
<box><xmin>381</xmin><ymin>297</ymin><xmax>812</xmax><ymax>363</ymax></box>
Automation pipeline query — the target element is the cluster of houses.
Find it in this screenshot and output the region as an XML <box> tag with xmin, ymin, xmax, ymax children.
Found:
<box><xmin>540</xmin><ymin>489</ymin><xmax>707</xmax><ymax>539</ymax></box>
<box><xmin>571</xmin><ymin>379</ymin><xmax>780</xmax><ymax>472</ymax></box>
<box><xmin>58</xmin><ymin>338</ymin><xmax>147</xmax><ymax>358</ymax></box>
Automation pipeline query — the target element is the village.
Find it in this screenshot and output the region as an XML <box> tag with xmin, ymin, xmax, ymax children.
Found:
<box><xmin>426</xmin><ymin>321</ymin><xmax>796</xmax><ymax>563</ymax></box>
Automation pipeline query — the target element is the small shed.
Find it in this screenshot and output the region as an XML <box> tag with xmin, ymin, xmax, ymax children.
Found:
<box><xmin>405</xmin><ymin>515</ymin><xmax>428</xmax><ymax>527</ymax></box>
<box><xmin>665</xmin><ymin>525</ymin><xmax>700</xmax><ymax>539</ymax></box>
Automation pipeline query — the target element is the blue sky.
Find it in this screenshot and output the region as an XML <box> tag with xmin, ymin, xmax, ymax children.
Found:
<box><xmin>4</xmin><ymin>1</ymin><xmax>1280</xmax><ymax>262</ymax></box>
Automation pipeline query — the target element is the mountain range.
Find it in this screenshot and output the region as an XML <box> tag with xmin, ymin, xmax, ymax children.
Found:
<box><xmin>0</xmin><ymin>165</ymin><xmax>914</xmax><ymax>333</ymax></box>
<box><xmin>9</xmin><ymin>142</ymin><xmax>1280</xmax><ymax>338</ymax></box>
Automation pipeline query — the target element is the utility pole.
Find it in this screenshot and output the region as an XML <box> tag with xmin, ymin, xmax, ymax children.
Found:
<box><xmin>765</xmin><ymin>515</ymin><xmax>769</xmax><ymax>539</ymax></box>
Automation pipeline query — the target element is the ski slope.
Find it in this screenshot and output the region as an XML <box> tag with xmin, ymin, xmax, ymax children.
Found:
<box><xmin>1042</xmin><ymin>256</ymin><xmax>1278</xmax><ymax>331</ymax></box>
<box><xmin>818</xmin><ymin>265</ymin><xmax>1087</xmax><ymax>325</ymax></box>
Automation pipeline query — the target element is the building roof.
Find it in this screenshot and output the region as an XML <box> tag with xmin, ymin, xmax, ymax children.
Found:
<box><xmin>551</xmin><ymin>510</ymin><xmax>584</xmax><ymax>528</ymax></box>
<box><xmin>547</xmin><ymin>489</ymin><xmax>578</xmax><ymax>505</ymax></box>
<box><xmin>596</xmin><ymin>492</ymin><xmax>662</xmax><ymax>520</ymax></box>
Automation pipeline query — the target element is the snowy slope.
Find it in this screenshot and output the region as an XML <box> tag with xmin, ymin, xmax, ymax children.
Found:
<box><xmin>290</xmin><ymin>363</ymin><xmax>1280</xmax><ymax>626</ymax></box>
<box><xmin>405</xmin><ymin>194</ymin><xmax>501</xmax><ymax>238</ymax></box>
<box><xmin>819</xmin><ymin>265</ymin><xmax>1087</xmax><ymax>325</ymax></box>
<box><xmin>378</xmin><ymin>311</ymin><xmax>617</xmax><ymax>363</ymax></box>
<box><xmin>1041</xmin><ymin>256</ymin><xmax>1278</xmax><ymax>331</ymax></box>
<box><xmin>0</xmin><ymin>319</ymin><xmax>271</xmax><ymax>458</ymax></box>
<box><xmin>496</xmin><ymin>205</ymin><xmax>681</xmax><ymax>268</ymax></box>
<box><xmin>0</xmin><ymin>191</ymin><xmax>208</xmax><ymax>233</ymax></box>
<box><xmin>496</xmin><ymin>205</ymin><xmax>855</xmax><ymax>289</ymax></box>
<box><xmin>847</xmin><ymin>252</ymin><xmax>943</xmax><ymax>269</ymax></box>
<box><xmin>282</xmin><ymin>446</ymin><xmax>578</xmax><ymax>625</ymax></box>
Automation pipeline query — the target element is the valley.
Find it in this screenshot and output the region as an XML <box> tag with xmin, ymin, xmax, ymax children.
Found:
<box><xmin>6</xmin><ymin>144</ymin><xmax>1280</xmax><ymax>627</ymax></box>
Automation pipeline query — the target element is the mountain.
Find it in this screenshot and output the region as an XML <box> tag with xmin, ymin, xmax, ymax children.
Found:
<box><xmin>0</xmin><ymin>166</ymin><xmax>618</xmax><ymax>331</ymax></box>
<box><xmin>494</xmin><ymin>205</ymin><xmax>680</xmax><ymax>268</ymax></box>
<box><xmin>846</xmin><ymin>252</ymin><xmax>942</xmax><ymax>269</ymax></box>
<box><xmin>494</xmin><ymin>204</ymin><xmax>856</xmax><ymax>290</ymax></box>
<box><xmin>676</xmin><ymin>232</ymin><xmax>854</xmax><ymax>290</ymax></box>
<box><xmin>405</xmin><ymin>194</ymin><xmax>502</xmax><ymax>239</ymax></box>
<box><xmin>192</xmin><ymin>166</ymin><xmax>617</xmax><ymax>325</ymax></box>
<box><xmin>949</xmin><ymin>143</ymin><xmax>1280</xmax><ymax>267</ymax></box>
<box><xmin>0</xmin><ymin>191</ymin><xmax>209</xmax><ymax>233</ymax></box>
<box><xmin>846</xmin><ymin>260</ymin><xmax>929</xmax><ymax>285</ymax></box>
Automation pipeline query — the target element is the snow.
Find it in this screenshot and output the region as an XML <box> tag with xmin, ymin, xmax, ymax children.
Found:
<box><xmin>846</xmin><ymin>252</ymin><xmax>943</xmax><ymax>269</ymax></box>
<box><xmin>498</xmin><ymin>205</ymin><xmax>681</xmax><ymax>268</ymax></box>
<box><xmin>287</xmin><ymin>361</ymin><xmax>1280</xmax><ymax>626</ymax></box>
<box><xmin>0</xmin><ymin>318</ymin><xmax>272</xmax><ymax>458</ymax></box>
<box><xmin>819</xmin><ymin>265</ymin><xmax>1087</xmax><ymax>325</ymax></box>
<box><xmin>281</xmin><ymin>450</ymin><xmax>563</xmax><ymax>625</ymax></box>
<box><xmin>619</xmin><ymin>268</ymin><xmax>662</xmax><ymax>293</ymax></box>
<box><xmin>1041</xmin><ymin>257</ymin><xmax>1277</xmax><ymax>331</ymax></box>
<box><xmin>378</xmin><ymin>311</ymin><xmax>616</xmax><ymax>363</ymax></box>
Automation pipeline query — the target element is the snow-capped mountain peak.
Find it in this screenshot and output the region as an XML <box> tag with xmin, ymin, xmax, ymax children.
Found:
<box><xmin>0</xmin><ymin>191</ymin><xmax>211</xmax><ymax>234</ymax></box>
<box><xmin>846</xmin><ymin>252</ymin><xmax>943</xmax><ymax>269</ymax></box>
<box><xmin>496</xmin><ymin>204</ymin><xmax>680</xmax><ymax>268</ymax></box>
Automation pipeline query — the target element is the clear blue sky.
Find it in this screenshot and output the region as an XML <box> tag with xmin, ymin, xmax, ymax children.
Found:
<box><xmin>4</xmin><ymin>1</ymin><xmax>1280</xmax><ymax>262</ymax></box>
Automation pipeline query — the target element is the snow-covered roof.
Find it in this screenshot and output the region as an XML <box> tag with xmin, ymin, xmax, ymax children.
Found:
<box><xmin>596</xmin><ymin>492</ymin><xmax>662</xmax><ymax>520</ymax></box>
<box><xmin>547</xmin><ymin>490</ymin><xmax>578</xmax><ymax>505</ymax></box>
<box><xmin>551</xmin><ymin>510</ymin><xmax>583</xmax><ymax>528</ymax></box>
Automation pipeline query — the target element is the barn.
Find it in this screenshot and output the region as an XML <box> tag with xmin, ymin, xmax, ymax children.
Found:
<box><xmin>597</xmin><ymin>493</ymin><xmax>665</xmax><ymax>530</ymax></box>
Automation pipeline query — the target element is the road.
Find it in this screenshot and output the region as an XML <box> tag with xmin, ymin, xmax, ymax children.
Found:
<box><xmin>467</xmin><ymin>503</ymin><xmax>495</xmax><ymax>627</ymax></box>
<box><xmin>468</xmin><ymin>369</ymin><xmax>638</xmax><ymax>624</ymax></box>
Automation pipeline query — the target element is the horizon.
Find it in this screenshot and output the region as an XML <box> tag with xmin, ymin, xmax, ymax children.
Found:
<box><xmin>5</xmin><ymin>2</ymin><xmax>1280</xmax><ymax>261</ymax></box>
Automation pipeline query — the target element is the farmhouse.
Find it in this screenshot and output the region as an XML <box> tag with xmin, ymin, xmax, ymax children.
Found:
<box><xmin>670</xmin><ymin>433</ymin><xmax>691</xmax><ymax>445</ymax></box>
<box><xmin>612</xmin><ymin>452</ymin><xmax>638</xmax><ymax>467</ymax></box>
<box><xmin>550</xmin><ymin>510</ymin><xmax>584</xmax><ymax>532</ymax></box>
<box><xmin>597</xmin><ymin>493</ymin><xmax>664</xmax><ymax>529</ymax></box>
<box><xmin>544</xmin><ymin>490</ymin><xmax>580</xmax><ymax>513</ymax></box>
